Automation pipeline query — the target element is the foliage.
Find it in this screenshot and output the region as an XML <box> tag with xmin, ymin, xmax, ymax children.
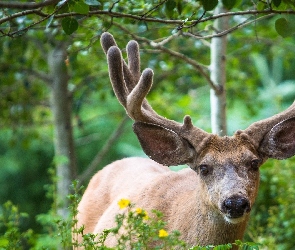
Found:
<box><xmin>0</xmin><ymin>0</ymin><xmax>295</xmax><ymax>248</ymax></box>
<box><xmin>189</xmin><ymin>240</ymin><xmax>260</xmax><ymax>250</ymax></box>
<box><xmin>247</xmin><ymin>158</ymin><xmax>295</xmax><ymax>249</ymax></box>
<box><xmin>0</xmin><ymin>185</ymin><xmax>261</xmax><ymax>249</ymax></box>
<box><xmin>0</xmin><ymin>130</ymin><xmax>53</xmax><ymax>232</ymax></box>
<box><xmin>0</xmin><ymin>201</ymin><xmax>33</xmax><ymax>249</ymax></box>
<box><xmin>1</xmin><ymin>0</ymin><xmax>295</xmax><ymax>38</ymax></box>
<box><xmin>74</xmin><ymin>201</ymin><xmax>187</xmax><ymax>249</ymax></box>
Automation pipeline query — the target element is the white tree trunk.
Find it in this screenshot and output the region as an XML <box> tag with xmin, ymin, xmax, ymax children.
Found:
<box><xmin>210</xmin><ymin>5</ymin><xmax>229</xmax><ymax>136</ymax></box>
<box><xmin>48</xmin><ymin>45</ymin><xmax>77</xmax><ymax>219</ymax></box>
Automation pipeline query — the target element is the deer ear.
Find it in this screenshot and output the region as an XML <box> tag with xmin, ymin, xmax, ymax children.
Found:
<box><xmin>133</xmin><ymin>122</ymin><xmax>195</xmax><ymax>166</ymax></box>
<box><xmin>260</xmin><ymin>117</ymin><xmax>295</xmax><ymax>159</ymax></box>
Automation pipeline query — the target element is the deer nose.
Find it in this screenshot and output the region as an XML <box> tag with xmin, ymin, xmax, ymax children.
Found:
<box><xmin>222</xmin><ymin>195</ymin><xmax>251</xmax><ymax>218</ymax></box>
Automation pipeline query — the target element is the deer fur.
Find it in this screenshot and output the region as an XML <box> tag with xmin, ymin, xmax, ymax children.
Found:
<box><xmin>77</xmin><ymin>32</ymin><xmax>295</xmax><ymax>248</ymax></box>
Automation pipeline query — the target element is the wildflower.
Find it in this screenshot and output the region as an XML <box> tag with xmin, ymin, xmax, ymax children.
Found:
<box><xmin>158</xmin><ymin>229</ymin><xmax>169</xmax><ymax>238</ymax></box>
<box><xmin>118</xmin><ymin>198</ymin><xmax>130</xmax><ymax>209</ymax></box>
<box><xmin>143</xmin><ymin>211</ymin><xmax>149</xmax><ymax>220</ymax></box>
<box><xmin>135</xmin><ymin>207</ymin><xmax>143</xmax><ymax>214</ymax></box>
<box><xmin>135</xmin><ymin>207</ymin><xmax>149</xmax><ymax>220</ymax></box>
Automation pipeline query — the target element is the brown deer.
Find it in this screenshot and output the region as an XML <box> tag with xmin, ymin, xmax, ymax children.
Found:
<box><xmin>77</xmin><ymin>32</ymin><xmax>295</xmax><ymax>248</ymax></box>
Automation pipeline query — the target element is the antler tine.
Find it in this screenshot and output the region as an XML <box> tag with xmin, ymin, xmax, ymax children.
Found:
<box><xmin>126</xmin><ymin>40</ymin><xmax>141</xmax><ymax>83</ymax></box>
<box><xmin>106</xmin><ymin>46</ymin><xmax>128</xmax><ymax>107</ymax></box>
<box><xmin>101</xmin><ymin>32</ymin><xmax>138</xmax><ymax>93</ymax></box>
<box><xmin>101</xmin><ymin>32</ymin><xmax>155</xmax><ymax>120</ymax></box>
<box><xmin>127</xmin><ymin>68</ymin><xmax>198</xmax><ymax>132</ymax></box>
<box><xmin>126</xmin><ymin>68</ymin><xmax>154</xmax><ymax>121</ymax></box>
<box><xmin>100</xmin><ymin>32</ymin><xmax>117</xmax><ymax>55</ymax></box>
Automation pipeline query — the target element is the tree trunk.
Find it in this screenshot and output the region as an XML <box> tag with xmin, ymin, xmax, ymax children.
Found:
<box><xmin>48</xmin><ymin>44</ymin><xmax>77</xmax><ymax>219</ymax></box>
<box><xmin>210</xmin><ymin>5</ymin><xmax>229</xmax><ymax>136</ymax></box>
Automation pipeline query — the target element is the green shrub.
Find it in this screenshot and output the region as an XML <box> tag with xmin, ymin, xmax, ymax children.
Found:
<box><xmin>247</xmin><ymin>158</ymin><xmax>295</xmax><ymax>249</ymax></box>
<box><xmin>0</xmin><ymin>201</ymin><xmax>34</xmax><ymax>249</ymax></box>
<box><xmin>72</xmin><ymin>197</ymin><xmax>259</xmax><ymax>250</ymax></box>
<box><xmin>0</xmin><ymin>181</ymin><xmax>260</xmax><ymax>249</ymax></box>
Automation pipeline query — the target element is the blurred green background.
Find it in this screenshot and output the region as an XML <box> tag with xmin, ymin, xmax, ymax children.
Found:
<box><xmin>1</xmin><ymin>1</ymin><xmax>295</xmax><ymax>249</ymax></box>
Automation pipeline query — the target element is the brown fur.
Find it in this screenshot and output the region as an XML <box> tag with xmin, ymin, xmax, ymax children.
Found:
<box><xmin>76</xmin><ymin>32</ymin><xmax>295</xmax><ymax>248</ymax></box>
<box><xmin>77</xmin><ymin>135</ymin><xmax>260</xmax><ymax>248</ymax></box>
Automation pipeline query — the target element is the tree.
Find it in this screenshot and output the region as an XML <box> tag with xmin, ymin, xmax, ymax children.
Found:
<box><xmin>2</xmin><ymin>0</ymin><xmax>295</xmax><ymax>132</ymax></box>
<box><xmin>1</xmin><ymin>0</ymin><xmax>295</xmax><ymax>247</ymax></box>
<box><xmin>48</xmin><ymin>41</ymin><xmax>77</xmax><ymax>218</ymax></box>
<box><xmin>210</xmin><ymin>4</ymin><xmax>228</xmax><ymax>135</ymax></box>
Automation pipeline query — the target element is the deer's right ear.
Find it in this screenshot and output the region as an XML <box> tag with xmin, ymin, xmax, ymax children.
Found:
<box><xmin>259</xmin><ymin>117</ymin><xmax>295</xmax><ymax>159</ymax></box>
<box><xmin>133</xmin><ymin>122</ymin><xmax>195</xmax><ymax>166</ymax></box>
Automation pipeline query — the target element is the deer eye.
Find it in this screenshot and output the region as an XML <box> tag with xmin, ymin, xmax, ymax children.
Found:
<box><xmin>250</xmin><ymin>159</ymin><xmax>260</xmax><ymax>171</ymax></box>
<box><xmin>198</xmin><ymin>164</ymin><xmax>211</xmax><ymax>176</ymax></box>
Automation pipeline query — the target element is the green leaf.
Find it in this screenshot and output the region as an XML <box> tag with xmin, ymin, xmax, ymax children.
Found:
<box><xmin>275</xmin><ymin>17</ymin><xmax>290</xmax><ymax>37</ymax></box>
<box><xmin>85</xmin><ymin>0</ymin><xmax>101</xmax><ymax>6</ymax></box>
<box><xmin>165</xmin><ymin>0</ymin><xmax>176</xmax><ymax>18</ymax></box>
<box><xmin>73</xmin><ymin>1</ymin><xmax>89</xmax><ymax>14</ymax></box>
<box><xmin>61</xmin><ymin>17</ymin><xmax>79</xmax><ymax>35</ymax></box>
<box><xmin>272</xmin><ymin>0</ymin><xmax>282</xmax><ymax>7</ymax></box>
<box><xmin>176</xmin><ymin>0</ymin><xmax>183</xmax><ymax>14</ymax></box>
<box><xmin>256</xmin><ymin>1</ymin><xmax>266</xmax><ymax>10</ymax></box>
<box><xmin>285</xmin><ymin>14</ymin><xmax>295</xmax><ymax>33</ymax></box>
<box><xmin>200</xmin><ymin>0</ymin><xmax>218</xmax><ymax>11</ymax></box>
<box><xmin>234</xmin><ymin>240</ymin><xmax>243</xmax><ymax>246</ymax></box>
<box><xmin>166</xmin><ymin>0</ymin><xmax>176</xmax><ymax>10</ymax></box>
<box><xmin>222</xmin><ymin>0</ymin><xmax>236</xmax><ymax>9</ymax></box>
<box><xmin>0</xmin><ymin>238</ymin><xmax>9</xmax><ymax>247</ymax></box>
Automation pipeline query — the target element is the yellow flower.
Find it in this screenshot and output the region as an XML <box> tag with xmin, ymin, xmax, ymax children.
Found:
<box><xmin>135</xmin><ymin>207</ymin><xmax>149</xmax><ymax>220</ymax></box>
<box><xmin>135</xmin><ymin>207</ymin><xmax>143</xmax><ymax>214</ymax></box>
<box><xmin>118</xmin><ymin>198</ymin><xmax>130</xmax><ymax>209</ymax></box>
<box><xmin>158</xmin><ymin>229</ymin><xmax>169</xmax><ymax>238</ymax></box>
<box><xmin>143</xmin><ymin>211</ymin><xmax>149</xmax><ymax>220</ymax></box>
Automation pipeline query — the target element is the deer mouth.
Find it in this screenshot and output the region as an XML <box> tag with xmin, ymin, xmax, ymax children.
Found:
<box><xmin>223</xmin><ymin>214</ymin><xmax>247</xmax><ymax>224</ymax></box>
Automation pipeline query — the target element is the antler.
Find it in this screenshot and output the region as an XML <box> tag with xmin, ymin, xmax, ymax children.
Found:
<box><xmin>100</xmin><ymin>32</ymin><xmax>208</xmax><ymax>141</ymax></box>
<box><xmin>100</xmin><ymin>32</ymin><xmax>295</xmax><ymax>164</ymax></box>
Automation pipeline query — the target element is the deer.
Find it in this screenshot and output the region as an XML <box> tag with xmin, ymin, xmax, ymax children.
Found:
<box><xmin>77</xmin><ymin>32</ymin><xmax>295</xmax><ymax>248</ymax></box>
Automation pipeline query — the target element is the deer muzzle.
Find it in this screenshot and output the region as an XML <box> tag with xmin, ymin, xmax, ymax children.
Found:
<box><xmin>221</xmin><ymin>195</ymin><xmax>251</xmax><ymax>223</ymax></box>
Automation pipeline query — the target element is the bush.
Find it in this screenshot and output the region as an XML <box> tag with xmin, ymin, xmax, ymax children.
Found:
<box><xmin>247</xmin><ymin>158</ymin><xmax>295</xmax><ymax>249</ymax></box>
<box><xmin>0</xmin><ymin>182</ymin><xmax>260</xmax><ymax>249</ymax></box>
<box><xmin>0</xmin><ymin>201</ymin><xmax>33</xmax><ymax>249</ymax></box>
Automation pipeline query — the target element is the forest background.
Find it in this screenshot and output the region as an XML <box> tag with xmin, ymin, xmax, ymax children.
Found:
<box><xmin>1</xmin><ymin>0</ymin><xmax>295</xmax><ymax>249</ymax></box>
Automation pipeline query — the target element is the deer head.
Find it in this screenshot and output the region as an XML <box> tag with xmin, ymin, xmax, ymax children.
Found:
<box><xmin>99</xmin><ymin>32</ymin><xmax>295</xmax><ymax>231</ymax></box>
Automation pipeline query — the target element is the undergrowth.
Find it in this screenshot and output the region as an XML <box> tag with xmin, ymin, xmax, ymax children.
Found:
<box><xmin>0</xmin><ymin>181</ymin><xmax>261</xmax><ymax>250</ymax></box>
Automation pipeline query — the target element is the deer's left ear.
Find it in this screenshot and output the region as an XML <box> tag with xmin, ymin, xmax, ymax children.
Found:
<box><xmin>259</xmin><ymin>117</ymin><xmax>295</xmax><ymax>159</ymax></box>
<box><xmin>133</xmin><ymin>122</ymin><xmax>195</xmax><ymax>166</ymax></box>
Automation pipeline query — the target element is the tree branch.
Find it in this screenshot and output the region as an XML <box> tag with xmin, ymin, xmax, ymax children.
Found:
<box><xmin>78</xmin><ymin>116</ymin><xmax>129</xmax><ymax>185</ymax></box>
<box><xmin>0</xmin><ymin>0</ymin><xmax>60</xmax><ymax>10</ymax></box>
<box><xmin>15</xmin><ymin>8</ymin><xmax>289</xmax><ymax>29</ymax></box>
<box><xmin>183</xmin><ymin>13</ymin><xmax>275</xmax><ymax>40</ymax></box>
<box><xmin>140</xmin><ymin>0</ymin><xmax>168</xmax><ymax>19</ymax></box>
<box><xmin>23</xmin><ymin>68</ymin><xmax>52</xmax><ymax>85</ymax></box>
<box><xmin>0</xmin><ymin>9</ymin><xmax>46</xmax><ymax>25</ymax></box>
<box><xmin>150</xmin><ymin>42</ymin><xmax>218</xmax><ymax>92</ymax></box>
<box><xmin>56</xmin><ymin>9</ymin><xmax>295</xmax><ymax>25</ymax></box>
<box><xmin>114</xmin><ymin>23</ymin><xmax>218</xmax><ymax>92</ymax></box>
<box><xmin>0</xmin><ymin>1</ymin><xmax>66</xmax><ymax>37</ymax></box>
<box><xmin>1</xmin><ymin>5</ymin><xmax>295</xmax><ymax>38</ymax></box>
<box><xmin>192</xmin><ymin>8</ymin><xmax>292</xmax><ymax>25</ymax></box>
